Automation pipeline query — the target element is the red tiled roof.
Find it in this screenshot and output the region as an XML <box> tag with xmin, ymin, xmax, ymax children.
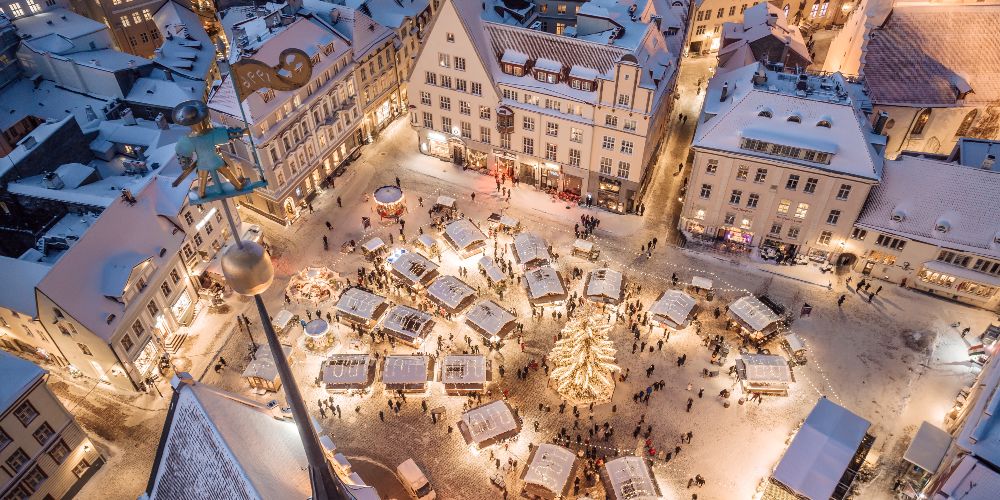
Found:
<box><xmin>863</xmin><ymin>4</ymin><xmax>1000</xmax><ymax>106</ymax></box>
<box><xmin>484</xmin><ymin>22</ymin><xmax>630</xmax><ymax>75</ymax></box>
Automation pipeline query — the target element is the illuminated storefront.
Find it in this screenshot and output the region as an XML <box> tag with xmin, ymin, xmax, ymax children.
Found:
<box><xmin>132</xmin><ymin>338</ymin><xmax>161</xmax><ymax>377</ymax></box>
<box><xmin>171</xmin><ymin>289</ymin><xmax>194</xmax><ymax>326</ymax></box>
<box><xmin>597</xmin><ymin>176</ymin><xmax>624</xmax><ymax>212</ymax></box>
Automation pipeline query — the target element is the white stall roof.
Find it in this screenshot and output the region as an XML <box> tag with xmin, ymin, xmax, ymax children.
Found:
<box><xmin>435</xmin><ymin>195</ymin><xmax>456</xmax><ymax>208</ymax></box>
<box><xmin>478</xmin><ymin>256</ymin><xmax>505</xmax><ymax>282</ymax></box>
<box><xmin>499</xmin><ymin>215</ymin><xmax>519</xmax><ymax>228</ymax></box>
<box><xmin>728</xmin><ymin>295</ymin><xmax>781</xmax><ymax>332</ymax></box>
<box><xmin>335</xmin><ymin>288</ymin><xmax>388</xmax><ymax>321</ymax></box>
<box><xmin>603</xmin><ymin>456</ymin><xmax>659</xmax><ymax>500</ymax></box>
<box><xmin>573</xmin><ymin>238</ymin><xmax>593</xmax><ymax>253</ymax></box>
<box><xmin>690</xmin><ymin>276</ymin><xmax>713</xmax><ymax>290</ymax></box>
<box><xmin>441</xmin><ymin>355</ymin><xmax>489</xmax><ymax>384</ymax></box>
<box><xmin>523</xmin><ymin>444</ymin><xmax>575</xmax><ymax>495</ymax></box>
<box><xmin>784</xmin><ymin>332</ymin><xmax>806</xmax><ymax>353</ymax></box>
<box><xmin>465</xmin><ymin>300</ymin><xmax>516</xmax><ymax>337</ymax></box>
<box><xmin>362</xmin><ymin>237</ymin><xmax>385</xmax><ymax>252</ymax></box>
<box><xmin>272</xmin><ymin>309</ymin><xmax>295</xmax><ymax>330</ymax></box>
<box><xmin>379</xmin><ymin>305</ymin><xmax>434</xmax><ymax>342</ymax></box>
<box><xmin>648</xmin><ymin>290</ymin><xmax>697</xmax><ymax>326</ymax></box>
<box><xmin>390</xmin><ymin>251</ymin><xmax>439</xmax><ymax>285</ymax></box>
<box><xmin>935</xmin><ymin>455</ymin><xmax>1000</xmax><ymax>500</ymax></box>
<box><xmin>904</xmin><ymin>421</ymin><xmax>951</xmax><ymax>472</ymax></box>
<box><xmin>416</xmin><ymin>234</ymin><xmax>437</xmax><ymax>250</ymax></box>
<box><xmin>459</xmin><ymin>400</ymin><xmax>519</xmax><ymax>446</ymax></box>
<box><xmin>585</xmin><ymin>268</ymin><xmax>624</xmax><ymax>301</ymax></box>
<box><xmin>772</xmin><ymin>398</ymin><xmax>871</xmax><ymax>500</ymax></box>
<box><xmin>512</xmin><ymin>233</ymin><xmax>551</xmax><ymax>265</ymax></box>
<box><xmin>444</xmin><ymin>219</ymin><xmax>486</xmax><ymax>251</ymax></box>
<box><xmin>242</xmin><ymin>345</ymin><xmax>292</xmax><ymax>382</ymax></box>
<box><xmin>382</xmin><ymin>355</ymin><xmax>430</xmax><ymax>386</ymax></box>
<box><xmin>426</xmin><ymin>275</ymin><xmax>476</xmax><ymax>311</ymax></box>
<box><xmin>739</xmin><ymin>354</ymin><xmax>792</xmax><ymax>383</ymax></box>
<box><xmin>525</xmin><ymin>265</ymin><xmax>566</xmax><ymax>301</ymax></box>
<box><xmin>322</xmin><ymin>354</ymin><xmax>373</xmax><ymax>386</ymax></box>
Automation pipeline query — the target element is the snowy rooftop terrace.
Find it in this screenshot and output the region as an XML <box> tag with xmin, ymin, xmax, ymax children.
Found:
<box><xmin>458</xmin><ymin>400</ymin><xmax>520</xmax><ymax>448</ymax></box>
<box><xmin>16</xmin><ymin>211</ymin><xmax>100</xmax><ymax>264</ymax></box>
<box><xmin>426</xmin><ymin>275</ymin><xmax>476</xmax><ymax>313</ymax></box>
<box><xmin>464</xmin><ymin>299</ymin><xmax>516</xmax><ymax>338</ymax></box>
<box><xmin>601</xmin><ymin>456</ymin><xmax>660</xmax><ymax>500</ymax></box>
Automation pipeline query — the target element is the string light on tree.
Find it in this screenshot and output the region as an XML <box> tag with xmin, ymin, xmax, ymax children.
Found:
<box><xmin>548</xmin><ymin>303</ymin><xmax>620</xmax><ymax>403</ymax></box>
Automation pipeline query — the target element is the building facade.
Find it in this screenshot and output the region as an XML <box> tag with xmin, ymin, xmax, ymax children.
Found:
<box><xmin>686</xmin><ymin>0</ymin><xmax>851</xmax><ymax>54</ymax></box>
<box><xmin>0</xmin><ymin>351</ymin><xmax>103</xmax><ymax>499</ymax></box>
<box><xmin>535</xmin><ymin>0</ymin><xmax>585</xmax><ymax>34</ymax></box>
<box><xmin>409</xmin><ymin>0</ymin><xmax>677</xmax><ymax>213</ymax></box>
<box><xmin>680</xmin><ymin>63</ymin><xmax>884</xmax><ymax>262</ymax></box>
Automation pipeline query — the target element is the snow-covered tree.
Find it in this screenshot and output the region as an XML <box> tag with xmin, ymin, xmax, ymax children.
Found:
<box><xmin>548</xmin><ymin>304</ymin><xmax>619</xmax><ymax>403</ymax></box>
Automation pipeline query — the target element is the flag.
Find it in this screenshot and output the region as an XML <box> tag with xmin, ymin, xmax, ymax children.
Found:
<box><xmin>969</xmin><ymin>344</ymin><xmax>986</xmax><ymax>356</ymax></box>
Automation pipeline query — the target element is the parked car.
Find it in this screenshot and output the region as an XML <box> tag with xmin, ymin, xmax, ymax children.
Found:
<box><xmin>396</xmin><ymin>459</ymin><xmax>436</xmax><ymax>499</ymax></box>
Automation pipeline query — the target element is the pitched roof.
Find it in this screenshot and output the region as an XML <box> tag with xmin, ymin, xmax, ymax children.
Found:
<box><xmin>862</xmin><ymin>4</ymin><xmax>1000</xmax><ymax>106</ymax></box>
<box><xmin>153</xmin><ymin>0</ymin><xmax>216</xmax><ymax>81</ymax></box>
<box><xmin>0</xmin><ymin>257</ymin><xmax>50</xmax><ymax>318</ymax></box>
<box><xmin>485</xmin><ymin>22</ymin><xmax>631</xmax><ymax>77</ymax></box>
<box><xmin>855</xmin><ymin>156</ymin><xmax>1000</xmax><ymax>259</ymax></box>
<box><xmin>0</xmin><ymin>351</ymin><xmax>45</xmax><ymax>411</ymax></box>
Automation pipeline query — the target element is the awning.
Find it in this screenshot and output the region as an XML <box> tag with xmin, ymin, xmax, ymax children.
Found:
<box><xmin>903</xmin><ymin>421</ymin><xmax>951</xmax><ymax>472</ymax></box>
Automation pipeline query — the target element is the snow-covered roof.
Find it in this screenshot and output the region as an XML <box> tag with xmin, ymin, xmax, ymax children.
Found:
<box><xmin>390</xmin><ymin>250</ymin><xmax>439</xmax><ymax>286</ymax></box>
<box><xmin>464</xmin><ymin>300</ymin><xmax>516</xmax><ymax>338</ymax></box>
<box><xmin>690</xmin><ymin>276</ymin><xmax>713</xmax><ymax>290</ymax></box>
<box><xmin>337</xmin><ymin>0</ymin><xmax>430</xmax><ymax>30</ymax></box>
<box><xmin>441</xmin><ymin>355</ymin><xmax>489</xmax><ymax>385</ymax></box>
<box><xmin>0</xmin><ymin>257</ymin><xmax>50</xmax><ymax>317</ymax></box>
<box><xmin>534</xmin><ymin>58</ymin><xmax>563</xmax><ymax>73</ymax></box>
<box><xmin>152</xmin><ymin>1</ymin><xmax>216</xmax><ymax>82</ymax></box>
<box><xmin>934</xmin><ymin>455</ymin><xmax>1000</xmax><ymax>500</ymax></box>
<box><xmin>435</xmin><ymin>195</ymin><xmax>456</xmax><ymax>208</ymax></box>
<box><xmin>718</xmin><ymin>3</ymin><xmax>810</xmax><ymax>70</ymax></box>
<box><xmin>904</xmin><ymin>421</ymin><xmax>951</xmax><ymax>472</ymax></box>
<box><xmin>738</xmin><ymin>354</ymin><xmax>792</xmax><ymax>383</ymax></box>
<box><xmin>569</xmin><ymin>65</ymin><xmax>600</xmax><ymax>81</ymax></box>
<box><xmin>0</xmin><ymin>78</ymin><xmax>108</xmax><ymax>133</ymax></box>
<box><xmin>335</xmin><ymin>287</ymin><xmax>389</xmax><ymax>322</ymax></box>
<box><xmin>523</xmin><ymin>444</ymin><xmax>575</xmax><ymax>496</ymax></box>
<box><xmin>524</xmin><ymin>265</ymin><xmax>567</xmax><ymax>302</ymax></box>
<box><xmin>362</xmin><ymin>237</ymin><xmax>385</xmax><ymax>252</ymax></box>
<box><xmin>458</xmin><ymin>400</ymin><xmax>520</xmax><ymax>447</ymax></box>
<box><xmin>727</xmin><ymin>295</ymin><xmax>782</xmax><ymax>333</ymax></box>
<box><xmin>855</xmin><ymin>156</ymin><xmax>1000</xmax><ymax>260</ymax></box>
<box><xmin>416</xmin><ymin>234</ymin><xmax>438</xmax><ymax>251</ymax></box>
<box><xmin>317</xmin><ymin>3</ymin><xmax>394</xmax><ymax>58</ymax></box>
<box><xmin>584</xmin><ymin>268</ymin><xmax>625</xmax><ymax>303</ymax></box>
<box><xmin>381</xmin><ymin>355</ymin><xmax>431</xmax><ymax>386</ymax></box>
<box><xmin>13</xmin><ymin>9</ymin><xmax>105</xmax><ymax>41</ymax></box>
<box><xmin>443</xmin><ymin>219</ymin><xmax>487</xmax><ymax>252</ymax></box>
<box><xmin>602</xmin><ymin>456</ymin><xmax>660</xmax><ymax>500</ymax></box>
<box><xmin>241</xmin><ymin>344</ymin><xmax>292</xmax><ymax>383</ymax></box>
<box><xmin>648</xmin><ymin>290</ymin><xmax>697</xmax><ymax>327</ymax></box>
<box><xmin>501</xmin><ymin>49</ymin><xmax>530</xmax><ymax>66</ymax></box>
<box><xmin>772</xmin><ymin>398</ymin><xmax>871</xmax><ymax>500</ymax></box>
<box><xmin>512</xmin><ymin>232</ymin><xmax>551</xmax><ymax>266</ymax></box>
<box><xmin>0</xmin><ymin>351</ymin><xmax>45</xmax><ymax>411</ymax></box>
<box><xmin>148</xmin><ymin>378</ymin><xmax>310</xmax><ymax>499</ymax></box>
<box><xmin>957</xmin><ymin>349</ymin><xmax>1000</xmax><ymax>468</ymax></box>
<box><xmin>322</xmin><ymin>354</ymin><xmax>375</xmax><ymax>387</ymax></box>
<box><xmin>379</xmin><ymin>305</ymin><xmax>434</xmax><ymax>344</ymax></box>
<box><xmin>478</xmin><ymin>256</ymin><xmax>505</xmax><ymax>282</ymax></box>
<box><xmin>426</xmin><ymin>275</ymin><xmax>476</xmax><ymax>312</ymax></box>
<box><xmin>696</xmin><ymin>63</ymin><xmax>883</xmax><ymax>181</ymax></box>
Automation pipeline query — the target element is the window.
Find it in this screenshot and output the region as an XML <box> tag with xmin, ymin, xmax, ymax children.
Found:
<box><xmin>695</xmin><ymin>25</ymin><xmax>705</xmax><ymax>35</ymax></box>
<box><xmin>193</xmin><ymin>233</ymin><xmax>203</xmax><ymax>246</ymax></box>
<box><xmin>461</xmin><ymin>122</ymin><xmax>471</xmax><ymax>138</ymax></box>
<box><xmin>729</xmin><ymin>5</ymin><xmax>736</xmax><ymax>15</ymax></box>
<box><xmin>477</xmin><ymin>107</ymin><xmax>491</xmax><ymax>121</ymax></box>
<box><xmin>697</xmin><ymin>10</ymin><xmax>703</xmax><ymax>21</ymax></box>
<box><xmin>440</xmin><ymin>75</ymin><xmax>452</xmax><ymax>88</ymax></box>
<box><xmin>20</xmin><ymin>465</ymin><xmax>47</xmax><ymax>493</ymax></box>
<box><xmin>912</xmin><ymin>109</ymin><xmax>931</xmax><ymax>135</ymax></box>
<box><xmin>746</xmin><ymin>193</ymin><xmax>759</xmax><ymax>208</ymax></box>
<box><xmin>810</xmin><ymin>2</ymin><xmax>819</xmax><ymax>17</ymax></box>
<box><xmin>459</xmin><ymin>101</ymin><xmax>470</xmax><ymax>115</ymax></box>
<box><xmin>600</xmin><ymin>158</ymin><xmax>612</xmax><ymax>175</ymax></box>
<box><xmin>133</xmin><ymin>12</ymin><xmax>142</xmax><ymax>24</ymax></box>
<box><xmin>826</xmin><ymin>210</ymin><xmax>841</xmax><ymax>225</ymax></box>
<box><xmin>818</xmin><ymin>231</ymin><xmax>833</xmax><ymax>245</ymax></box>
<box><xmin>6</xmin><ymin>448</ymin><xmax>29</xmax><ymax>473</ymax></box>
<box><xmin>438</xmin><ymin>53</ymin><xmax>450</xmax><ymax>68</ymax></box>
<box><xmin>500</xmin><ymin>133</ymin><xmax>511</xmax><ymax>149</ymax></box>
<box><xmin>439</xmin><ymin>96</ymin><xmax>450</xmax><ymax>111</ymax></box>
<box><xmin>605</xmin><ymin>115</ymin><xmax>618</xmax><ymax>127</ymax></box>
<box><xmin>851</xmin><ymin>228</ymin><xmax>867</xmax><ymax>241</ymax></box>
<box><xmin>121</xmin><ymin>332</ymin><xmax>135</xmax><ymax>352</ymax></box>
<box><xmin>446</xmin><ymin>32</ymin><xmax>455</xmax><ymax>43</ymax></box>
<box><xmin>471</xmin><ymin>82</ymin><xmax>482</xmax><ymax>96</ymax></box>
<box><xmin>14</xmin><ymin>402</ymin><xmax>38</xmax><ymax>426</ymax></box>
<box><xmin>617</xmin><ymin>161</ymin><xmax>630</xmax><ymax>179</ymax></box>
<box><xmin>33</xmin><ymin>422</ymin><xmax>55</xmax><ymax>445</ymax></box>
<box><xmin>717</xmin><ymin>8</ymin><xmax>724</xmax><ymax>17</ymax></box>
<box><xmin>794</xmin><ymin>203</ymin><xmax>809</xmax><ymax>219</ymax></box>
<box><xmin>456</xmin><ymin>79</ymin><xmax>467</xmax><ymax>92</ymax></box>
<box><xmin>769</xmin><ymin>223</ymin><xmax>782</xmax><ymax>235</ymax></box>
<box><xmin>803</xmin><ymin>177</ymin><xmax>818</xmax><ymax>194</ymax></box>
<box><xmin>624</xmin><ymin>119</ymin><xmax>637</xmax><ymax>132</ymax></box>
<box><xmin>787</xmin><ymin>226</ymin><xmax>800</xmax><ymax>239</ymax></box>
<box><xmin>617</xmin><ymin>94</ymin><xmax>631</xmax><ymax>107</ymax></box>
<box><xmin>875</xmin><ymin>234</ymin><xmax>907</xmax><ymax>250</ymax></box>
<box><xmin>938</xmin><ymin>250</ymin><xmax>971</xmax><ymax>267</ymax></box>
<box><xmin>700</xmin><ymin>184</ymin><xmax>712</xmax><ymax>199</ymax></box>
<box><xmin>420</xmin><ymin>92</ymin><xmax>431</xmax><ymax>106</ymax></box>
<box><xmin>705</xmin><ymin>159</ymin><xmax>718</xmax><ymax>174</ymax></box>
<box><xmin>455</xmin><ymin>57</ymin><xmax>466</xmax><ymax>71</ymax></box>
<box><xmin>957</xmin><ymin>109</ymin><xmax>978</xmax><ymax>136</ymax></box>
<box><xmin>620</xmin><ymin>140</ymin><xmax>634</xmax><ymax>155</ymax></box>
<box><xmin>78</xmin><ymin>343</ymin><xmax>92</xmax><ymax>356</ymax></box>
<box><xmin>602</xmin><ymin>136</ymin><xmax>615</xmax><ymax>150</ymax></box>
<box><xmin>424</xmin><ymin>72</ymin><xmax>436</xmax><ymax>85</ymax></box>
<box><xmin>569</xmin><ymin>149</ymin><xmax>581</xmax><ymax>167</ymax></box>
<box><xmin>777</xmin><ymin>199</ymin><xmax>791</xmax><ymax>214</ymax></box>
<box><xmin>557</xmin><ymin>3</ymin><xmax>567</xmax><ymax>13</ymax></box>
<box><xmin>729</xmin><ymin>190</ymin><xmax>742</xmax><ymax>205</ymax></box>
<box><xmin>422</xmin><ymin>112</ymin><xmax>433</xmax><ymax>128</ymax></box>
<box><xmin>72</xmin><ymin>459</ymin><xmax>90</xmax><ymax>478</ymax></box>
<box><xmin>479</xmin><ymin>126</ymin><xmax>491</xmax><ymax>144</ymax></box>
<box><xmin>441</xmin><ymin>117</ymin><xmax>452</xmax><ymax>132</ymax></box>
<box><xmin>546</xmin><ymin>122</ymin><xmax>559</xmax><ymax>137</ymax></box>
<box><xmin>160</xmin><ymin>282</ymin><xmax>172</xmax><ymax>298</ymax></box>
<box><xmin>785</xmin><ymin>174</ymin><xmax>800</xmax><ymax>190</ymax></box>
<box><xmin>973</xmin><ymin>259</ymin><xmax>1000</xmax><ymax>276</ymax></box>
<box><xmin>183</xmin><ymin>212</ymin><xmax>194</xmax><ymax>225</ymax></box>
<box><xmin>121</xmin><ymin>15</ymin><xmax>130</xmax><ymax>27</ymax></box>
<box><xmin>736</xmin><ymin>165</ymin><xmax>749</xmax><ymax>180</ymax></box>
<box><xmin>570</xmin><ymin>127</ymin><xmax>583</xmax><ymax>143</ymax></box>
<box><xmin>724</xmin><ymin>213</ymin><xmax>736</xmax><ymax>225</ymax></box>
<box><xmin>836</xmin><ymin>184</ymin><xmax>852</xmax><ymax>200</ymax></box>
<box><xmin>49</xmin><ymin>439</ymin><xmax>71</xmax><ymax>464</ymax></box>
<box><xmin>753</xmin><ymin>168</ymin><xmax>768</xmax><ymax>183</ymax></box>
<box><xmin>523</xmin><ymin>117</ymin><xmax>535</xmax><ymax>131</ymax></box>
<box><xmin>523</xmin><ymin>137</ymin><xmax>534</xmax><ymax>155</ymax></box>
<box><xmin>146</xmin><ymin>301</ymin><xmax>159</xmax><ymax>318</ymax></box>
<box><xmin>545</xmin><ymin>143</ymin><xmax>557</xmax><ymax>161</ymax></box>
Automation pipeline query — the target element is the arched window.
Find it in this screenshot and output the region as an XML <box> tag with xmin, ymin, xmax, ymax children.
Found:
<box><xmin>956</xmin><ymin>109</ymin><xmax>978</xmax><ymax>137</ymax></box>
<box><xmin>911</xmin><ymin>109</ymin><xmax>931</xmax><ymax>135</ymax></box>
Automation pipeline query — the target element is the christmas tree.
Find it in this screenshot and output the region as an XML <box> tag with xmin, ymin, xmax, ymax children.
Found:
<box><xmin>548</xmin><ymin>304</ymin><xmax>619</xmax><ymax>403</ymax></box>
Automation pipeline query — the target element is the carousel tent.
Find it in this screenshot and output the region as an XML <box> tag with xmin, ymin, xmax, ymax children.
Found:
<box><xmin>524</xmin><ymin>265</ymin><xmax>567</xmax><ymax>305</ymax></box>
<box><xmin>378</xmin><ymin>305</ymin><xmax>435</xmax><ymax>347</ymax></box>
<box><xmin>601</xmin><ymin>456</ymin><xmax>660</xmax><ymax>500</ymax></box>
<box><xmin>458</xmin><ymin>400</ymin><xmax>521</xmax><ymax>449</ymax></box>
<box><xmin>584</xmin><ymin>268</ymin><xmax>625</xmax><ymax>305</ymax></box>
<box><xmin>381</xmin><ymin>355</ymin><xmax>432</xmax><ymax>392</ymax></box>
<box><xmin>465</xmin><ymin>300</ymin><xmax>517</xmax><ymax>341</ymax></box>
<box><xmin>389</xmin><ymin>251</ymin><xmax>439</xmax><ymax>288</ymax></box>
<box><xmin>441</xmin><ymin>354</ymin><xmax>491</xmax><ymax>393</ymax></box>
<box><xmin>521</xmin><ymin>444</ymin><xmax>576</xmax><ymax>499</ymax></box>
<box><xmin>242</xmin><ymin>344</ymin><xmax>293</xmax><ymax>392</ymax></box>
<box><xmin>321</xmin><ymin>354</ymin><xmax>375</xmax><ymax>391</ymax></box>
<box><xmin>648</xmin><ymin>290</ymin><xmax>697</xmax><ymax>329</ymax></box>
<box><xmin>512</xmin><ymin>233</ymin><xmax>551</xmax><ymax>268</ymax></box>
<box><xmin>426</xmin><ymin>275</ymin><xmax>477</xmax><ymax>314</ymax></box>
<box><xmin>737</xmin><ymin>354</ymin><xmax>794</xmax><ymax>395</ymax></box>
<box><xmin>772</xmin><ymin>398</ymin><xmax>872</xmax><ymax>500</ymax></box>
<box><xmin>478</xmin><ymin>256</ymin><xmax>506</xmax><ymax>283</ymax></box>
<box><xmin>443</xmin><ymin>219</ymin><xmax>487</xmax><ymax>257</ymax></box>
<box><xmin>335</xmin><ymin>287</ymin><xmax>389</xmax><ymax>327</ymax></box>
<box><xmin>728</xmin><ymin>295</ymin><xmax>782</xmax><ymax>333</ymax></box>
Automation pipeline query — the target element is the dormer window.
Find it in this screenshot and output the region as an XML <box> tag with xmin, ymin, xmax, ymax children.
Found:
<box><xmin>569</xmin><ymin>78</ymin><xmax>595</xmax><ymax>91</ymax></box>
<box><xmin>532</xmin><ymin>58</ymin><xmax>563</xmax><ymax>84</ymax></box>
<box><xmin>501</xmin><ymin>50</ymin><xmax>529</xmax><ymax>77</ymax></box>
<box><xmin>535</xmin><ymin>70</ymin><xmax>559</xmax><ymax>84</ymax></box>
<box><xmin>787</xmin><ymin>114</ymin><xmax>802</xmax><ymax>123</ymax></box>
<box><xmin>504</xmin><ymin>63</ymin><xmax>525</xmax><ymax>77</ymax></box>
<box><xmin>758</xmin><ymin>110</ymin><xmax>772</xmax><ymax>118</ymax></box>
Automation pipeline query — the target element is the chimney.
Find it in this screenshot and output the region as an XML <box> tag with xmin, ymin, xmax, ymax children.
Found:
<box><xmin>983</xmin><ymin>154</ymin><xmax>996</xmax><ymax>170</ymax></box>
<box><xmin>720</xmin><ymin>83</ymin><xmax>729</xmax><ymax>102</ymax></box>
<box><xmin>872</xmin><ymin>111</ymin><xmax>889</xmax><ymax>135</ymax></box>
<box><xmin>121</xmin><ymin>107</ymin><xmax>136</xmax><ymax>125</ymax></box>
<box><xmin>155</xmin><ymin>112</ymin><xmax>169</xmax><ymax>130</ymax></box>
<box><xmin>84</xmin><ymin>105</ymin><xmax>98</xmax><ymax>122</ymax></box>
<box><xmin>21</xmin><ymin>135</ymin><xmax>37</xmax><ymax>150</ymax></box>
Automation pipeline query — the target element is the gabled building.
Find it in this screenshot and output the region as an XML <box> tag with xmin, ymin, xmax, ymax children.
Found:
<box><xmin>717</xmin><ymin>2</ymin><xmax>810</xmax><ymax>73</ymax></box>
<box><xmin>409</xmin><ymin>0</ymin><xmax>678</xmax><ymax>213</ymax></box>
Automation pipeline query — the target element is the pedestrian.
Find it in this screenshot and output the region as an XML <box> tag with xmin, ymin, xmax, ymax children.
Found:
<box><xmin>471</xmin><ymin>192</ymin><xmax>476</xmax><ymax>202</ymax></box>
<box><xmin>395</xmin><ymin>176</ymin><xmax>400</xmax><ymax>187</ymax></box>
<box><xmin>698</xmin><ymin>388</ymin><xmax>704</xmax><ymax>398</ymax></box>
<box><xmin>875</xmin><ymin>285</ymin><xmax>883</xmax><ymax>295</ymax></box>
<box><xmin>961</xmin><ymin>327</ymin><xmax>971</xmax><ymax>338</ymax></box>
<box><xmin>686</xmin><ymin>398</ymin><xmax>693</xmax><ymax>412</ymax></box>
<box><xmin>867</xmin><ymin>292</ymin><xmax>875</xmax><ymax>303</ymax></box>
<box><xmin>325</xmin><ymin>221</ymin><xmax>332</xmax><ymax>230</ymax></box>
<box><xmin>837</xmin><ymin>294</ymin><xmax>846</xmax><ymax>307</ymax></box>
<box><xmin>379</xmin><ymin>410</ymin><xmax>384</xmax><ymax>421</ymax></box>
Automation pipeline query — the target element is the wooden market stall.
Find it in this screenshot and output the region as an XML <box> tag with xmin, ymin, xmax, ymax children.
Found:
<box><xmin>378</xmin><ymin>304</ymin><xmax>435</xmax><ymax>348</ymax></box>
<box><xmin>242</xmin><ymin>344</ymin><xmax>293</xmax><ymax>393</ymax></box>
<box><xmin>426</xmin><ymin>275</ymin><xmax>477</xmax><ymax>314</ymax></box>
<box><xmin>648</xmin><ymin>290</ymin><xmax>698</xmax><ymax>330</ymax></box>
<box><xmin>443</xmin><ymin>219</ymin><xmax>487</xmax><ymax>258</ymax></box>
<box><xmin>321</xmin><ymin>353</ymin><xmax>376</xmax><ymax>392</ymax></box>
<box><xmin>464</xmin><ymin>299</ymin><xmax>517</xmax><ymax>342</ymax></box>
<box><xmin>512</xmin><ymin>232</ymin><xmax>552</xmax><ymax>269</ymax></box>
<box><xmin>601</xmin><ymin>456</ymin><xmax>661</xmax><ymax>500</ymax></box>
<box><xmin>521</xmin><ymin>443</ymin><xmax>576</xmax><ymax>499</ymax></box>
<box><xmin>736</xmin><ymin>353</ymin><xmax>794</xmax><ymax>396</ymax></box>
<box><xmin>440</xmin><ymin>354</ymin><xmax>491</xmax><ymax>394</ymax></box>
<box><xmin>524</xmin><ymin>265</ymin><xmax>567</xmax><ymax>306</ymax></box>
<box><xmin>381</xmin><ymin>355</ymin><xmax>433</xmax><ymax>393</ymax></box>
<box><xmin>458</xmin><ymin>400</ymin><xmax>521</xmax><ymax>450</ymax></box>
<box><xmin>583</xmin><ymin>268</ymin><xmax>626</xmax><ymax>305</ymax></box>
<box><xmin>334</xmin><ymin>287</ymin><xmax>390</xmax><ymax>330</ymax></box>
<box><xmin>389</xmin><ymin>250</ymin><xmax>439</xmax><ymax>290</ymax></box>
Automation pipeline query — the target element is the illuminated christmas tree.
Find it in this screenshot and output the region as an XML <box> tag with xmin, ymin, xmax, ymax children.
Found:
<box><xmin>548</xmin><ymin>304</ymin><xmax>619</xmax><ymax>403</ymax></box>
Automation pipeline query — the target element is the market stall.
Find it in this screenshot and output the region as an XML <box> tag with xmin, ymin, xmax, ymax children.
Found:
<box><xmin>321</xmin><ymin>354</ymin><xmax>375</xmax><ymax>392</ymax></box>
<box><xmin>478</xmin><ymin>256</ymin><xmax>506</xmax><ymax>284</ymax></box>
<box><xmin>736</xmin><ymin>354</ymin><xmax>794</xmax><ymax>396</ymax></box>
<box><xmin>362</xmin><ymin>237</ymin><xmax>387</xmax><ymax>260</ymax></box>
<box><xmin>378</xmin><ymin>305</ymin><xmax>435</xmax><ymax>348</ymax></box>
<box><xmin>571</xmin><ymin>239</ymin><xmax>598</xmax><ymax>261</ymax></box>
<box><xmin>433</xmin><ymin>195</ymin><xmax>457</xmax><ymax>217</ymax></box>
<box><xmin>583</xmin><ymin>268</ymin><xmax>625</xmax><ymax>305</ymax></box>
<box><xmin>389</xmin><ymin>250</ymin><xmax>440</xmax><ymax>290</ymax></box>
<box><xmin>441</xmin><ymin>354</ymin><xmax>491</xmax><ymax>394</ymax></box>
<box><xmin>521</xmin><ymin>443</ymin><xmax>576</xmax><ymax>499</ymax></box>
<box><xmin>415</xmin><ymin>234</ymin><xmax>440</xmax><ymax>259</ymax></box>
<box><xmin>727</xmin><ymin>295</ymin><xmax>782</xmax><ymax>342</ymax></box>
<box><xmin>381</xmin><ymin>355</ymin><xmax>433</xmax><ymax>393</ymax></box>
<box><xmin>601</xmin><ymin>456</ymin><xmax>661</xmax><ymax>500</ymax></box>
<box><xmin>426</xmin><ymin>275</ymin><xmax>477</xmax><ymax>314</ymax></box>
<box><xmin>464</xmin><ymin>300</ymin><xmax>517</xmax><ymax>342</ymax></box>
<box><xmin>334</xmin><ymin>287</ymin><xmax>390</xmax><ymax>330</ymax></box>
<box><xmin>647</xmin><ymin>290</ymin><xmax>698</xmax><ymax>330</ymax></box>
<box><xmin>285</xmin><ymin>266</ymin><xmax>339</xmax><ymax>304</ymax></box>
<box><xmin>524</xmin><ymin>265</ymin><xmax>567</xmax><ymax>306</ymax></box>
<box><xmin>272</xmin><ymin>309</ymin><xmax>296</xmax><ymax>335</ymax></box>
<box><xmin>900</xmin><ymin>421</ymin><xmax>952</xmax><ymax>493</ymax></box>
<box><xmin>443</xmin><ymin>219</ymin><xmax>487</xmax><ymax>258</ymax></box>
<box><xmin>512</xmin><ymin>233</ymin><xmax>552</xmax><ymax>269</ymax></box>
<box><xmin>487</xmin><ymin>213</ymin><xmax>521</xmax><ymax>234</ymax></box>
<box><xmin>458</xmin><ymin>400</ymin><xmax>521</xmax><ymax>450</ymax></box>
<box><xmin>373</xmin><ymin>185</ymin><xmax>406</xmax><ymax>221</ymax></box>
<box><xmin>782</xmin><ymin>332</ymin><xmax>808</xmax><ymax>364</ymax></box>
<box><xmin>242</xmin><ymin>344</ymin><xmax>293</xmax><ymax>393</ymax></box>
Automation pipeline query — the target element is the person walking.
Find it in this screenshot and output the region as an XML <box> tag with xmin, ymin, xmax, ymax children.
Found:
<box><xmin>837</xmin><ymin>294</ymin><xmax>846</xmax><ymax>307</ymax></box>
<box><xmin>686</xmin><ymin>398</ymin><xmax>693</xmax><ymax>412</ymax></box>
